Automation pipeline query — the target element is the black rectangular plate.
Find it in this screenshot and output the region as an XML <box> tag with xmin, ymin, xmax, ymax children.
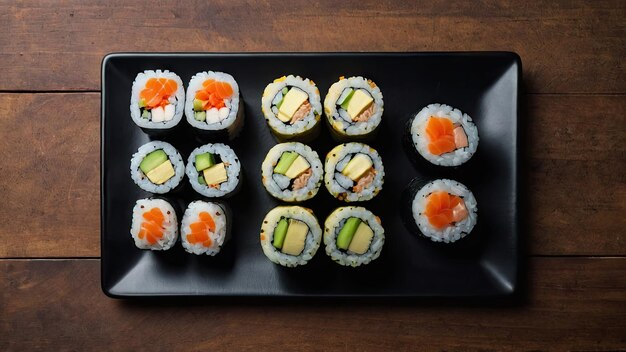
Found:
<box><xmin>101</xmin><ymin>52</ymin><xmax>521</xmax><ymax>298</ymax></box>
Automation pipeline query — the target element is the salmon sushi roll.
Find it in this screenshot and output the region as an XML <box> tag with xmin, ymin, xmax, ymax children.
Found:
<box><xmin>261</xmin><ymin>75</ymin><xmax>322</xmax><ymax>141</ymax></box>
<box><xmin>130</xmin><ymin>141</ymin><xmax>185</xmax><ymax>194</ymax></box>
<box><xmin>409</xmin><ymin>103</ymin><xmax>479</xmax><ymax>167</ymax></box>
<box><xmin>324</xmin><ymin>76</ymin><xmax>384</xmax><ymax>140</ymax></box>
<box><xmin>261</xmin><ymin>142</ymin><xmax>323</xmax><ymax>202</ymax></box>
<box><xmin>185</xmin><ymin>71</ymin><xmax>244</xmax><ymax>140</ymax></box>
<box><xmin>180</xmin><ymin>201</ymin><xmax>230</xmax><ymax>256</ymax></box>
<box><xmin>130</xmin><ymin>70</ymin><xmax>185</xmax><ymax>131</ymax></box>
<box><xmin>409</xmin><ymin>179</ymin><xmax>478</xmax><ymax>243</ymax></box>
<box><xmin>324</xmin><ymin>143</ymin><xmax>385</xmax><ymax>202</ymax></box>
<box><xmin>130</xmin><ymin>198</ymin><xmax>178</xmax><ymax>250</ymax></box>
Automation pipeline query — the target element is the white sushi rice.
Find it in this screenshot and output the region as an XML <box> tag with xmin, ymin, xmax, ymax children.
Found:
<box><xmin>324</xmin><ymin>76</ymin><xmax>384</xmax><ymax>136</ymax></box>
<box><xmin>130</xmin><ymin>70</ymin><xmax>185</xmax><ymax>129</ymax></box>
<box><xmin>180</xmin><ymin>201</ymin><xmax>228</xmax><ymax>256</ymax></box>
<box><xmin>260</xmin><ymin>206</ymin><xmax>322</xmax><ymax>267</ymax></box>
<box><xmin>323</xmin><ymin>207</ymin><xmax>385</xmax><ymax>267</ymax></box>
<box><xmin>261</xmin><ymin>142</ymin><xmax>323</xmax><ymax>202</ymax></box>
<box><xmin>130</xmin><ymin>141</ymin><xmax>185</xmax><ymax>194</ymax></box>
<box><xmin>186</xmin><ymin>143</ymin><xmax>241</xmax><ymax>198</ymax></box>
<box><xmin>130</xmin><ymin>198</ymin><xmax>178</xmax><ymax>250</ymax></box>
<box><xmin>184</xmin><ymin>71</ymin><xmax>244</xmax><ymax>138</ymax></box>
<box><xmin>412</xmin><ymin>179</ymin><xmax>478</xmax><ymax>243</ymax></box>
<box><xmin>410</xmin><ymin>103</ymin><xmax>479</xmax><ymax>166</ymax></box>
<box><xmin>261</xmin><ymin>75</ymin><xmax>322</xmax><ymax>138</ymax></box>
<box><xmin>324</xmin><ymin>143</ymin><xmax>385</xmax><ymax>202</ymax></box>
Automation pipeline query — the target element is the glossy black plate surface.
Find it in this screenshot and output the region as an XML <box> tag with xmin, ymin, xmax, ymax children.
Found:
<box><xmin>101</xmin><ymin>52</ymin><xmax>521</xmax><ymax>298</ymax></box>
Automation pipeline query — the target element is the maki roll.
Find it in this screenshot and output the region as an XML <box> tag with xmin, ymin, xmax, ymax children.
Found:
<box><xmin>130</xmin><ymin>141</ymin><xmax>185</xmax><ymax>194</ymax></box>
<box><xmin>261</xmin><ymin>142</ymin><xmax>323</xmax><ymax>202</ymax></box>
<box><xmin>130</xmin><ymin>70</ymin><xmax>184</xmax><ymax>131</ymax></box>
<box><xmin>324</xmin><ymin>143</ymin><xmax>385</xmax><ymax>202</ymax></box>
<box><xmin>409</xmin><ymin>103</ymin><xmax>479</xmax><ymax>166</ymax></box>
<box><xmin>180</xmin><ymin>200</ymin><xmax>230</xmax><ymax>256</ymax></box>
<box><xmin>324</xmin><ymin>207</ymin><xmax>385</xmax><ymax>267</ymax></box>
<box><xmin>261</xmin><ymin>75</ymin><xmax>322</xmax><ymax>141</ymax></box>
<box><xmin>130</xmin><ymin>198</ymin><xmax>178</xmax><ymax>250</ymax></box>
<box><xmin>324</xmin><ymin>76</ymin><xmax>384</xmax><ymax>140</ymax></box>
<box><xmin>260</xmin><ymin>206</ymin><xmax>322</xmax><ymax>267</ymax></box>
<box><xmin>409</xmin><ymin>178</ymin><xmax>477</xmax><ymax>243</ymax></box>
<box><xmin>186</xmin><ymin>143</ymin><xmax>241</xmax><ymax>198</ymax></box>
<box><xmin>185</xmin><ymin>71</ymin><xmax>244</xmax><ymax>139</ymax></box>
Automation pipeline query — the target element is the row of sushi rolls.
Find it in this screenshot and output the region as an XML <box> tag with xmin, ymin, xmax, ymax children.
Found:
<box><xmin>129</xmin><ymin>70</ymin><xmax>479</xmax><ymax>268</ymax></box>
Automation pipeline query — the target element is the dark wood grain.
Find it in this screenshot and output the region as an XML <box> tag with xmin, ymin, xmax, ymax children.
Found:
<box><xmin>0</xmin><ymin>0</ymin><xmax>624</xmax><ymax>92</ymax></box>
<box><xmin>1</xmin><ymin>258</ymin><xmax>625</xmax><ymax>351</ymax></box>
<box><xmin>1</xmin><ymin>93</ymin><xmax>623</xmax><ymax>257</ymax></box>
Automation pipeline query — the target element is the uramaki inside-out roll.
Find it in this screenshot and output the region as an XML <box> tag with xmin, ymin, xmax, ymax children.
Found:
<box><xmin>324</xmin><ymin>143</ymin><xmax>384</xmax><ymax>202</ymax></box>
<box><xmin>261</xmin><ymin>142</ymin><xmax>323</xmax><ymax>202</ymax></box>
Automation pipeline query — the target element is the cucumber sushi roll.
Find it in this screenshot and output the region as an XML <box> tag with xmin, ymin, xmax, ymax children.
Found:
<box><xmin>260</xmin><ymin>206</ymin><xmax>322</xmax><ymax>267</ymax></box>
<box><xmin>180</xmin><ymin>200</ymin><xmax>230</xmax><ymax>256</ymax></box>
<box><xmin>324</xmin><ymin>143</ymin><xmax>385</xmax><ymax>202</ymax></box>
<box><xmin>261</xmin><ymin>142</ymin><xmax>323</xmax><ymax>202</ymax></box>
<box><xmin>410</xmin><ymin>179</ymin><xmax>477</xmax><ymax>243</ymax></box>
<box><xmin>324</xmin><ymin>76</ymin><xmax>384</xmax><ymax>140</ymax></box>
<box><xmin>261</xmin><ymin>75</ymin><xmax>322</xmax><ymax>141</ymax></box>
<box><xmin>130</xmin><ymin>198</ymin><xmax>178</xmax><ymax>251</ymax></box>
<box><xmin>409</xmin><ymin>103</ymin><xmax>479</xmax><ymax>166</ymax></box>
<box><xmin>130</xmin><ymin>141</ymin><xmax>185</xmax><ymax>194</ymax></box>
<box><xmin>130</xmin><ymin>70</ymin><xmax>184</xmax><ymax>130</ymax></box>
<box><xmin>186</xmin><ymin>143</ymin><xmax>241</xmax><ymax>198</ymax></box>
<box><xmin>185</xmin><ymin>71</ymin><xmax>244</xmax><ymax>139</ymax></box>
<box><xmin>324</xmin><ymin>207</ymin><xmax>385</xmax><ymax>267</ymax></box>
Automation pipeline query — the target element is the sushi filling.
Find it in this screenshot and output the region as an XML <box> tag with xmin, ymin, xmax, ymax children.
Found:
<box><xmin>272</xmin><ymin>151</ymin><xmax>313</xmax><ymax>191</ymax></box>
<box><xmin>336</xmin><ymin>88</ymin><xmax>375</xmax><ymax>123</ymax></box>
<box><xmin>425</xmin><ymin>117</ymin><xmax>469</xmax><ymax>156</ymax></box>
<box><xmin>423</xmin><ymin>191</ymin><xmax>469</xmax><ymax>229</ymax></box>
<box><xmin>270</xmin><ymin>86</ymin><xmax>315</xmax><ymax>125</ymax></box>
<box><xmin>185</xmin><ymin>211</ymin><xmax>217</xmax><ymax>249</ymax></box>
<box><xmin>137</xmin><ymin>207</ymin><xmax>169</xmax><ymax>245</ymax></box>
<box><xmin>138</xmin><ymin>149</ymin><xmax>175</xmax><ymax>185</ymax></box>
<box><xmin>334</xmin><ymin>153</ymin><xmax>377</xmax><ymax>193</ymax></box>
<box><xmin>335</xmin><ymin>217</ymin><xmax>374</xmax><ymax>255</ymax></box>
<box><xmin>138</xmin><ymin>78</ymin><xmax>178</xmax><ymax>122</ymax></box>
<box><xmin>192</xmin><ymin>79</ymin><xmax>234</xmax><ymax>124</ymax></box>
<box><xmin>193</xmin><ymin>152</ymin><xmax>229</xmax><ymax>189</ymax></box>
<box><xmin>271</xmin><ymin>217</ymin><xmax>310</xmax><ymax>256</ymax></box>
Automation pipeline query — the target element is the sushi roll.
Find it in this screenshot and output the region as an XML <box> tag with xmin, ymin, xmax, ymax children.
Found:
<box><xmin>261</xmin><ymin>142</ymin><xmax>323</xmax><ymax>202</ymax></box>
<box><xmin>323</xmin><ymin>207</ymin><xmax>385</xmax><ymax>267</ymax></box>
<box><xmin>409</xmin><ymin>103</ymin><xmax>479</xmax><ymax>167</ymax></box>
<box><xmin>409</xmin><ymin>178</ymin><xmax>478</xmax><ymax>243</ymax></box>
<box><xmin>185</xmin><ymin>71</ymin><xmax>244</xmax><ymax>140</ymax></box>
<box><xmin>130</xmin><ymin>141</ymin><xmax>185</xmax><ymax>194</ymax></box>
<box><xmin>130</xmin><ymin>70</ymin><xmax>184</xmax><ymax>131</ymax></box>
<box><xmin>260</xmin><ymin>206</ymin><xmax>322</xmax><ymax>267</ymax></box>
<box><xmin>324</xmin><ymin>76</ymin><xmax>384</xmax><ymax>140</ymax></box>
<box><xmin>261</xmin><ymin>75</ymin><xmax>322</xmax><ymax>141</ymax></box>
<box><xmin>180</xmin><ymin>200</ymin><xmax>230</xmax><ymax>256</ymax></box>
<box><xmin>130</xmin><ymin>198</ymin><xmax>178</xmax><ymax>250</ymax></box>
<box><xmin>324</xmin><ymin>143</ymin><xmax>385</xmax><ymax>202</ymax></box>
<box><xmin>186</xmin><ymin>143</ymin><xmax>241</xmax><ymax>198</ymax></box>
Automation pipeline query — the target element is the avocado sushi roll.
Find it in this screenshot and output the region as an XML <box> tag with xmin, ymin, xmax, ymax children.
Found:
<box><xmin>130</xmin><ymin>70</ymin><xmax>185</xmax><ymax>131</ymax></box>
<box><xmin>186</xmin><ymin>143</ymin><xmax>241</xmax><ymax>198</ymax></box>
<box><xmin>130</xmin><ymin>198</ymin><xmax>178</xmax><ymax>251</ymax></box>
<box><xmin>181</xmin><ymin>200</ymin><xmax>230</xmax><ymax>256</ymax></box>
<box><xmin>324</xmin><ymin>76</ymin><xmax>384</xmax><ymax>140</ymax></box>
<box><xmin>261</xmin><ymin>142</ymin><xmax>323</xmax><ymax>202</ymax></box>
<box><xmin>130</xmin><ymin>141</ymin><xmax>185</xmax><ymax>194</ymax></box>
<box><xmin>324</xmin><ymin>207</ymin><xmax>385</xmax><ymax>267</ymax></box>
<box><xmin>324</xmin><ymin>143</ymin><xmax>385</xmax><ymax>202</ymax></box>
<box><xmin>409</xmin><ymin>178</ymin><xmax>477</xmax><ymax>243</ymax></box>
<box><xmin>261</xmin><ymin>75</ymin><xmax>322</xmax><ymax>141</ymax></box>
<box><xmin>409</xmin><ymin>103</ymin><xmax>479</xmax><ymax>167</ymax></box>
<box><xmin>185</xmin><ymin>71</ymin><xmax>244</xmax><ymax>140</ymax></box>
<box><xmin>260</xmin><ymin>206</ymin><xmax>322</xmax><ymax>267</ymax></box>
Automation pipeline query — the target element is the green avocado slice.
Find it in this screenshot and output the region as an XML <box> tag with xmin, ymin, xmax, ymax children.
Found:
<box><xmin>336</xmin><ymin>217</ymin><xmax>361</xmax><ymax>250</ymax></box>
<box><xmin>273</xmin><ymin>152</ymin><xmax>298</xmax><ymax>175</ymax></box>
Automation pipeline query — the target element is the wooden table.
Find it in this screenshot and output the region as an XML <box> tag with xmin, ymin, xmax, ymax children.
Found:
<box><xmin>1</xmin><ymin>1</ymin><xmax>624</xmax><ymax>350</ymax></box>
